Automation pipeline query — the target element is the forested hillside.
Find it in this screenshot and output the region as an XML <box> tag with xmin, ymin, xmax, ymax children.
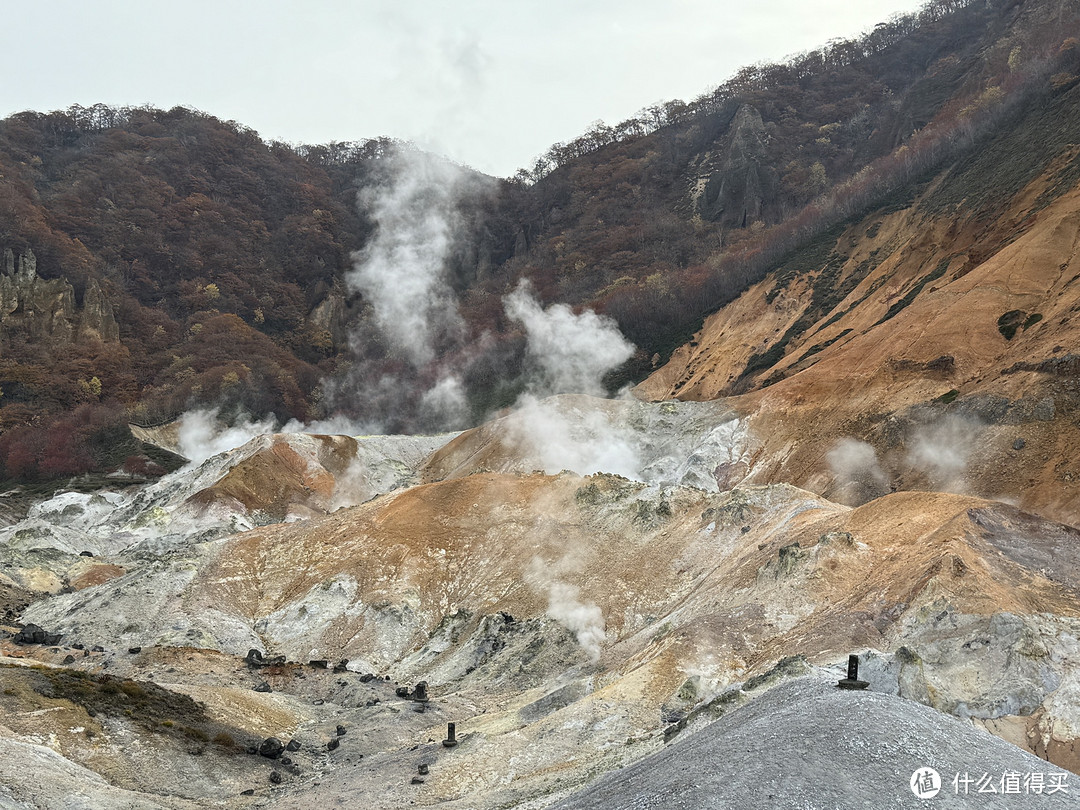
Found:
<box><xmin>1</xmin><ymin>0</ymin><xmax>1078</xmax><ymax>482</ymax></box>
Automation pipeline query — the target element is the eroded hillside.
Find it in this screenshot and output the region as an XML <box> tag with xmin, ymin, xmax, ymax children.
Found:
<box><xmin>639</xmin><ymin>80</ymin><xmax>1080</xmax><ymax>527</ymax></box>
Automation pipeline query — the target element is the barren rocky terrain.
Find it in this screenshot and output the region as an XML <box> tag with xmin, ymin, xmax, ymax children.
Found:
<box><xmin>2</xmin><ymin>402</ymin><xmax>1079</xmax><ymax>807</ymax></box>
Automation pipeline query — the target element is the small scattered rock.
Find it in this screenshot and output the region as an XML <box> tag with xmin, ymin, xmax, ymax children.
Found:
<box><xmin>269</xmin><ymin>771</ymin><xmax>282</xmax><ymax>785</ymax></box>
<box><xmin>359</xmin><ymin>673</ymin><xmax>375</xmax><ymax>683</ymax></box>
<box><xmin>62</xmin><ymin>654</ymin><xmax>76</xmax><ymax>665</ymax></box>
<box><xmin>91</xmin><ymin>645</ymin><xmax>104</xmax><ymax>653</ymax></box>
<box><xmin>395</xmin><ymin>686</ymin><xmax>410</xmax><ymax>698</ymax></box>
<box><xmin>308</xmin><ymin>659</ymin><xmax>328</xmax><ymax>669</ymax></box>
<box><xmin>312</xmin><ymin>698</ymin><xmax>325</xmax><ymax>706</ymax></box>
<box><xmin>333</xmin><ymin>660</ymin><xmax>348</xmax><ymax>673</ymax></box>
<box><xmin>240</xmin><ymin>789</ymin><xmax>255</xmax><ymax>796</ymax></box>
<box><xmin>280</xmin><ymin>756</ymin><xmax>291</xmax><ymax>765</ymax></box>
<box><xmin>418</xmin><ymin>763</ymin><xmax>430</xmax><ymax>775</ymax></box>
<box><xmin>327</xmin><ymin>738</ymin><xmax>340</xmax><ymax>752</ymax></box>
<box><xmin>79</xmin><ymin>551</ymin><xmax>94</xmax><ymax>557</ymax></box>
<box><xmin>253</xmin><ymin>682</ymin><xmax>272</xmax><ymax>693</ymax></box>
<box><xmin>128</xmin><ymin>646</ymin><xmax>142</xmax><ymax>654</ymax></box>
<box><xmin>411</xmin><ymin>776</ymin><xmax>425</xmax><ymax>785</ymax></box>
<box><xmin>285</xmin><ymin>739</ymin><xmax>301</xmax><ymax>752</ymax></box>
<box><xmin>1014</xmin><ymin>437</ymin><xmax>1027</xmax><ymax>450</ymax></box>
<box><xmin>336</xmin><ymin>725</ymin><xmax>346</xmax><ymax>737</ymax></box>
<box><xmin>71</xmin><ymin>643</ymin><xmax>84</xmax><ymax>650</ymax></box>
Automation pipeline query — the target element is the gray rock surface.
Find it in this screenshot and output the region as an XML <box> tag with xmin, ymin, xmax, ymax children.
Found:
<box><xmin>555</xmin><ymin>677</ymin><xmax>1077</xmax><ymax>809</ymax></box>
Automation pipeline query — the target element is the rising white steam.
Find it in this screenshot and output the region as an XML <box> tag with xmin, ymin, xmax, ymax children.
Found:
<box><xmin>506</xmin><ymin>395</ymin><xmax>641</xmax><ymax>478</ymax></box>
<box><xmin>347</xmin><ymin>149</ymin><xmax>468</xmax><ymax>367</ymax></box>
<box><xmin>418</xmin><ymin>374</ymin><xmax>471</xmax><ymax>430</ymax></box>
<box><xmin>907</xmin><ymin>415</ymin><xmax>981</xmax><ymax>492</ymax></box>
<box><xmin>827</xmin><ymin>437</ymin><xmax>889</xmax><ymax>504</ymax></box>
<box><xmin>176</xmin><ymin>409</ymin><xmax>277</xmax><ymax>465</ymax></box>
<box><xmin>499</xmin><ymin>281</ymin><xmax>640</xmax><ymax>478</ymax></box>
<box><xmin>281</xmin><ymin>414</ymin><xmax>374</xmax><ymax>436</ymax></box>
<box><xmin>547</xmin><ymin>581</ymin><xmax>606</xmax><ymax>664</ymax></box>
<box><xmin>504</xmin><ymin>281</ymin><xmax>635</xmax><ymax>396</ymax></box>
<box><xmin>527</xmin><ymin>557</ymin><xmax>606</xmax><ymax>663</ymax></box>
<box><xmin>177</xmin><ymin>409</ymin><xmax>377</xmax><ymax>466</ymax></box>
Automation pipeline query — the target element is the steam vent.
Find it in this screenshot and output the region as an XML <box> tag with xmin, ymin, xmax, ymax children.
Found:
<box><xmin>4</xmin><ymin>0</ymin><xmax>1080</xmax><ymax>807</ymax></box>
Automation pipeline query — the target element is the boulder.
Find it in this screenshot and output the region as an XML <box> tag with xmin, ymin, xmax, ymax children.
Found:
<box><xmin>258</xmin><ymin>738</ymin><xmax>284</xmax><ymax>760</ymax></box>
<box><xmin>13</xmin><ymin>623</ymin><xmax>62</xmax><ymax>646</ymax></box>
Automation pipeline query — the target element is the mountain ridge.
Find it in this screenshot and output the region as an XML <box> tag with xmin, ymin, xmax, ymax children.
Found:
<box><xmin>3</xmin><ymin>0</ymin><xmax>1079</xmax><ymax>483</ymax></box>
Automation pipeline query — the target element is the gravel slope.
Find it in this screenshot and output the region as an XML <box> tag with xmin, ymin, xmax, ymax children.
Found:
<box><xmin>555</xmin><ymin>677</ymin><xmax>1076</xmax><ymax>809</ymax></box>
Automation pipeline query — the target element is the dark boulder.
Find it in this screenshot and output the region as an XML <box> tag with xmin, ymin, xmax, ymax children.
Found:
<box><xmin>258</xmin><ymin>737</ymin><xmax>285</xmax><ymax>759</ymax></box>
<box><xmin>13</xmin><ymin>624</ymin><xmax>62</xmax><ymax>646</ymax></box>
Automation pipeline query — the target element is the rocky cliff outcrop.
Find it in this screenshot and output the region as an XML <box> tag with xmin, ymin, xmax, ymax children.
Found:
<box><xmin>0</xmin><ymin>249</ymin><xmax>75</xmax><ymax>342</ymax></box>
<box><xmin>0</xmin><ymin>248</ymin><xmax>118</xmax><ymax>344</ymax></box>
<box><xmin>692</xmin><ymin>104</ymin><xmax>776</xmax><ymax>227</ymax></box>
<box><xmin>78</xmin><ymin>277</ymin><xmax>120</xmax><ymax>342</ymax></box>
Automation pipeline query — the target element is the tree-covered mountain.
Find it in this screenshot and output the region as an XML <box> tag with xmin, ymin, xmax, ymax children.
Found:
<box><xmin>1</xmin><ymin>0</ymin><xmax>1078</xmax><ymax>482</ymax></box>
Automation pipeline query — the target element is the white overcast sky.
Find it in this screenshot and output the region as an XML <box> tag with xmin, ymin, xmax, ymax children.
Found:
<box><xmin>6</xmin><ymin>1</ymin><xmax>928</xmax><ymax>177</ymax></box>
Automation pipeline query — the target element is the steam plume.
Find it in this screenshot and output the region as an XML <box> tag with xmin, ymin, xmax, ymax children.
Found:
<box><xmin>827</xmin><ymin>437</ymin><xmax>888</xmax><ymax>504</ymax></box>
<box><xmin>499</xmin><ymin>282</ymin><xmax>640</xmax><ymax>476</ymax></box>
<box><xmin>346</xmin><ymin>149</ymin><xmax>467</xmax><ymax>367</ymax></box>
<box><xmin>504</xmin><ymin>280</ymin><xmax>635</xmax><ymax>396</ymax></box>
<box><xmin>176</xmin><ymin>409</ymin><xmax>277</xmax><ymax>465</ymax></box>
<box><xmin>176</xmin><ymin>408</ymin><xmax>378</xmax><ymax>467</ymax></box>
<box><xmin>506</xmin><ymin>395</ymin><xmax>640</xmax><ymax>478</ymax></box>
<box><xmin>907</xmin><ymin>415</ymin><xmax>981</xmax><ymax>492</ymax></box>
<box><xmin>527</xmin><ymin>557</ymin><xmax>606</xmax><ymax>663</ymax></box>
